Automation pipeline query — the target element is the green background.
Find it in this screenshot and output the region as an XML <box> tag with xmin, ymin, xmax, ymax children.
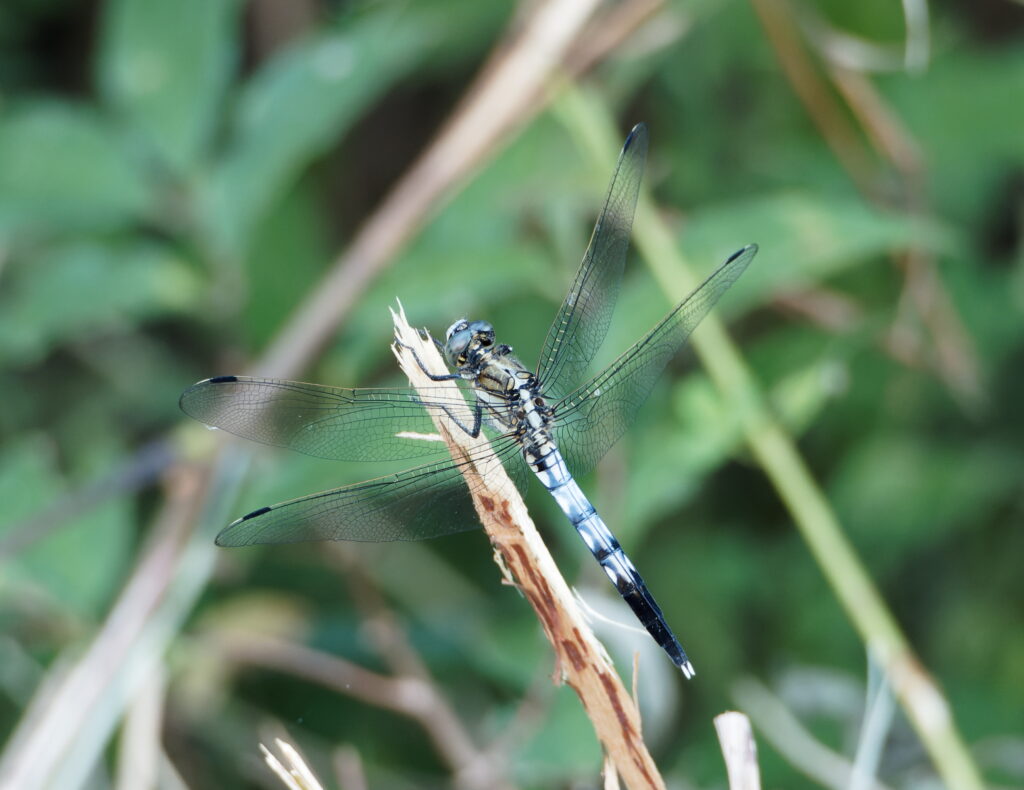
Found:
<box><xmin>1</xmin><ymin>0</ymin><xmax>1022</xmax><ymax>787</ymax></box>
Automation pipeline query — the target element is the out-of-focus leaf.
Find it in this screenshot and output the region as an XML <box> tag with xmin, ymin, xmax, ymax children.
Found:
<box><xmin>329</xmin><ymin>119</ymin><xmax>576</xmax><ymax>379</ymax></box>
<box><xmin>617</xmin><ymin>340</ymin><xmax>848</xmax><ymax>531</ymax></box>
<box><xmin>678</xmin><ymin>191</ymin><xmax>960</xmax><ymax>308</ymax></box>
<box><xmin>514</xmin><ymin>685</ymin><xmax>602</xmax><ymax>784</ymax></box>
<box><xmin>883</xmin><ymin>47</ymin><xmax>1024</xmax><ymax>227</ymax></box>
<box><xmin>242</xmin><ymin>181</ymin><xmax>331</xmax><ymax>348</ymax></box>
<box><xmin>0</xmin><ymin>438</ymin><xmax>132</xmax><ymax>619</ymax></box>
<box><xmin>771</xmin><ymin>358</ymin><xmax>850</xmax><ymax>435</ymax></box>
<box><xmin>0</xmin><ymin>102</ymin><xmax>150</xmax><ymax>235</ymax></box>
<box><xmin>830</xmin><ymin>434</ymin><xmax>1020</xmax><ymax>574</ymax></box>
<box><xmin>97</xmin><ymin>0</ymin><xmax>240</xmax><ymax>172</ymax></box>
<box><xmin>0</xmin><ymin>240</ymin><xmax>201</xmax><ymax>365</ymax></box>
<box><xmin>200</xmin><ymin>12</ymin><xmax>431</xmax><ymax>257</ymax></box>
<box><xmin>615</xmin><ymin>377</ymin><xmax>737</xmax><ymax>531</ymax></box>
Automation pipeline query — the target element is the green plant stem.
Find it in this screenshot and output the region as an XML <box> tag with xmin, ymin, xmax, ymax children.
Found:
<box><xmin>554</xmin><ymin>87</ymin><xmax>985</xmax><ymax>790</ymax></box>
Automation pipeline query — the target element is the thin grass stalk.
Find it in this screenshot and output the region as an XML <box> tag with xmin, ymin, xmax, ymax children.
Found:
<box><xmin>554</xmin><ymin>87</ymin><xmax>985</xmax><ymax>790</ymax></box>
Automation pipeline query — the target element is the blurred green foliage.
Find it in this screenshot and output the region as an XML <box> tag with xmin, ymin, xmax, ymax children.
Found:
<box><xmin>1</xmin><ymin>0</ymin><xmax>1023</xmax><ymax>788</ymax></box>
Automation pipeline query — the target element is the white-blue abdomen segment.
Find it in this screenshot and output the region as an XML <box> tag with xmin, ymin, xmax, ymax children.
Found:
<box><xmin>527</xmin><ymin>442</ymin><xmax>695</xmax><ymax>676</ymax></box>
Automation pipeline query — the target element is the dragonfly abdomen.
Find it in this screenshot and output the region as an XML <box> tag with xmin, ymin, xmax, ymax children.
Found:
<box><xmin>527</xmin><ymin>443</ymin><xmax>696</xmax><ymax>677</ymax></box>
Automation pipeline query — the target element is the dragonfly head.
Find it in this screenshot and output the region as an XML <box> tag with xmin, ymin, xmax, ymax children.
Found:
<box><xmin>444</xmin><ymin>319</ymin><xmax>495</xmax><ymax>370</ymax></box>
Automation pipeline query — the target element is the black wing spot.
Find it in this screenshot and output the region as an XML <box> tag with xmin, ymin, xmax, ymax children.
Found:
<box><xmin>242</xmin><ymin>506</ymin><xmax>272</xmax><ymax>521</ymax></box>
<box><xmin>624</xmin><ymin>122</ymin><xmax>647</xmax><ymax>151</ymax></box>
<box><xmin>208</xmin><ymin>375</ymin><xmax>239</xmax><ymax>384</ymax></box>
<box><xmin>726</xmin><ymin>244</ymin><xmax>757</xmax><ymax>264</ymax></box>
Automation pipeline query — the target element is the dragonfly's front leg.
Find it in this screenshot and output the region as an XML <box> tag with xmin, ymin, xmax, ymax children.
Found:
<box><xmin>395</xmin><ymin>337</ymin><xmax>460</xmax><ymax>382</ymax></box>
<box><xmin>395</xmin><ymin>337</ymin><xmax>486</xmax><ymax>439</ymax></box>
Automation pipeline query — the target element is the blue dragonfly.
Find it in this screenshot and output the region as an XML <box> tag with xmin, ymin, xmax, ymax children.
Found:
<box><xmin>181</xmin><ymin>124</ymin><xmax>756</xmax><ymax>677</ymax></box>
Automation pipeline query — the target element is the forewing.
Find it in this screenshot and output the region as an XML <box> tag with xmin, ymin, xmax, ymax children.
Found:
<box><xmin>553</xmin><ymin>245</ymin><xmax>757</xmax><ymax>476</ymax></box>
<box><xmin>180</xmin><ymin>376</ymin><xmax>483</xmax><ymax>462</ymax></box>
<box><xmin>215</xmin><ymin>438</ymin><xmax>526</xmax><ymax>545</ymax></box>
<box><xmin>534</xmin><ymin>124</ymin><xmax>647</xmax><ymax>400</ymax></box>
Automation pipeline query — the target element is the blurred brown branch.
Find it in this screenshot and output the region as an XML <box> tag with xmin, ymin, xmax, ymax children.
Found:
<box><xmin>0</xmin><ymin>0</ymin><xmax>669</xmax><ymax>786</ymax></box>
<box><xmin>751</xmin><ymin>0</ymin><xmax>983</xmax><ymax>411</ymax></box>
<box><xmin>221</xmin><ymin>633</ymin><xmax>513</xmax><ymax>790</ymax></box>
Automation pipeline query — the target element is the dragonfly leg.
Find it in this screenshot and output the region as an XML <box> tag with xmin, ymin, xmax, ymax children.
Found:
<box><xmin>429</xmin><ymin>400</ymin><xmax>484</xmax><ymax>438</ymax></box>
<box><xmin>394</xmin><ymin>339</ymin><xmax>461</xmax><ymax>382</ymax></box>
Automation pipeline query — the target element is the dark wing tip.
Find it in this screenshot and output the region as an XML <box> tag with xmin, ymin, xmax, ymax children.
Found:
<box><xmin>215</xmin><ymin>506</ymin><xmax>272</xmax><ymax>546</ymax></box>
<box><xmin>727</xmin><ymin>243</ymin><xmax>758</xmax><ymax>263</ymax></box>
<box><xmin>179</xmin><ymin>375</ymin><xmax>240</xmax><ymax>416</ymax></box>
<box><xmin>623</xmin><ymin>122</ymin><xmax>648</xmax><ymax>152</ymax></box>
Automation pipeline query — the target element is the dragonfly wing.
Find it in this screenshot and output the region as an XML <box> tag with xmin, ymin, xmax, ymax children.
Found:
<box><xmin>216</xmin><ymin>437</ymin><xmax>527</xmax><ymax>546</ymax></box>
<box><xmin>552</xmin><ymin>245</ymin><xmax>757</xmax><ymax>476</ymax></box>
<box><xmin>180</xmin><ymin>376</ymin><xmax>484</xmax><ymax>462</ymax></box>
<box><xmin>534</xmin><ymin>124</ymin><xmax>647</xmax><ymax>401</ymax></box>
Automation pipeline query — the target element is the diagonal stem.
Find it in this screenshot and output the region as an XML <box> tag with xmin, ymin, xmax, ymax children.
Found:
<box><xmin>391</xmin><ymin>305</ymin><xmax>666</xmax><ymax>790</ymax></box>
<box><xmin>555</xmin><ymin>88</ymin><xmax>986</xmax><ymax>790</ymax></box>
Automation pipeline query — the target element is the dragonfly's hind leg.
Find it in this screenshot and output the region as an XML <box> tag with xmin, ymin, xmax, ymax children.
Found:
<box><xmin>429</xmin><ymin>399</ymin><xmax>484</xmax><ymax>439</ymax></box>
<box><xmin>395</xmin><ymin>339</ymin><xmax>486</xmax><ymax>439</ymax></box>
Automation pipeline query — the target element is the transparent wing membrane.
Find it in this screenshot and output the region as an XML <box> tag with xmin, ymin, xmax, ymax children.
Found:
<box><xmin>180</xmin><ymin>376</ymin><xmax>486</xmax><ymax>463</ymax></box>
<box><xmin>216</xmin><ymin>436</ymin><xmax>526</xmax><ymax>546</ymax></box>
<box><xmin>534</xmin><ymin>124</ymin><xmax>648</xmax><ymax>401</ymax></box>
<box><xmin>553</xmin><ymin>245</ymin><xmax>757</xmax><ymax>477</ymax></box>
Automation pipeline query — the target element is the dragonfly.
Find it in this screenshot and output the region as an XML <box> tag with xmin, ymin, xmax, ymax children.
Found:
<box><xmin>180</xmin><ymin>124</ymin><xmax>756</xmax><ymax>678</ymax></box>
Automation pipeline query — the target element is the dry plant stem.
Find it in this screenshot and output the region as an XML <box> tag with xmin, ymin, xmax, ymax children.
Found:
<box><xmin>714</xmin><ymin>712</ymin><xmax>762</xmax><ymax>790</ymax></box>
<box><xmin>757</xmin><ymin>0</ymin><xmax>981</xmax><ymax>410</ymax></box>
<box><xmin>0</xmin><ymin>462</ymin><xmax>213</xmax><ymax>790</ymax></box>
<box><xmin>732</xmin><ymin>679</ymin><xmax>894</xmax><ymax>790</ymax></box>
<box><xmin>114</xmin><ymin>664</ymin><xmax>167</xmax><ymax>790</ymax></box>
<box><xmin>391</xmin><ymin>307</ymin><xmax>665</xmax><ymax>790</ymax></box>
<box><xmin>557</xmin><ymin>90</ymin><xmax>986</xmax><ymax>790</ymax></box>
<box><xmin>748</xmin><ymin>0</ymin><xmax>878</xmax><ymax>196</ymax></box>
<box><xmin>332</xmin><ymin>552</ymin><xmax>516</xmax><ymax>790</ymax></box>
<box><xmin>222</xmin><ymin>633</ymin><xmax>511</xmax><ymax>790</ymax></box>
<box><xmin>0</xmin><ymin>2</ymin><xmax>622</xmax><ymax>784</ymax></box>
<box><xmin>258</xmin><ymin>0</ymin><xmax>604</xmax><ymax>379</ymax></box>
<box><xmin>333</xmin><ymin>745</ymin><xmax>369</xmax><ymax>790</ymax></box>
<box><xmin>829</xmin><ymin>66</ymin><xmax>983</xmax><ymax>409</ymax></box>
<box><xmin>0</xmin><ymin>0</ymin><xmax>666</xmax><ymax>558</ymax></box>
<box><xmin>261</xmin><ymin>738</ymin><xmax>325</xmax><ymax>790</ymax></box>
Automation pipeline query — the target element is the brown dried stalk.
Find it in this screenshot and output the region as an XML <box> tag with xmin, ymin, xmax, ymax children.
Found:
<box><xmin>391</xmin><ymin>305</ymin><xmax>665</xmax><ymax>790</ymax></box>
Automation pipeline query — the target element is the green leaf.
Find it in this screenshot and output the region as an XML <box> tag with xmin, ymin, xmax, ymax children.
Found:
<box><xmin>200</xmin><ymin>11</ymin><xmax>431</xmax><ymax>257</ymax></box>
<box><xmin>242</xmin><ymin>181</ymin><xmax>331</xmax><ymax>348</ymax></box>
<box><xmin>0</xmin><ymin>240</ymin><xmax>201</xmax><ymax>364</ymax></box>
<box><xmin>0</xmin><ymin>101</ymin><xmax>151</xmax><ymax>235</ymax></box>
<box><xmin>0</xmin><ymin>438</ymin><xmax>132</xmax><ymax>619</ymax></box>
<box><xmin>883</xmin><ymin>46</ymin><xmax>1024</xmax><ymax>227</ymax></box>
<box><xmin>830</xmin><ymin>434</ymin><xmax>1020</xmax><ymax>574</ymax></box>
<box><xmin>514</xmin><ymin>686</ymin><xmax>602</xmax><ymax>783</ymax></box>
<box><xmin>97</xmin><ymin>0</ymin><xmax>240</xmax><ymax>172</ymax></box>
<box><xmin>678</xmin><ymin>191</ymin><xmax>960</xmax><ymax>308</ymax></box>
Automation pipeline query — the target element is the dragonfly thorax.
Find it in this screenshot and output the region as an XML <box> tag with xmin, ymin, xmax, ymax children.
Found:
<box><xmin>444</xmin><ymin>320</ymin><xmax>554</xmax><ymax>439</ymax></box>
